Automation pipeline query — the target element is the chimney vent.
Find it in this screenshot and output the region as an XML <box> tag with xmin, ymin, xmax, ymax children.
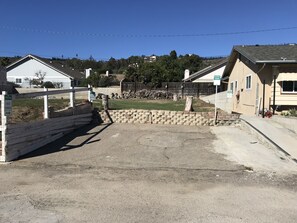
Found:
<box><xmin>184</xmin><ymin>69</ymin><xmax>190</xmax><ymax>80</ymax></box>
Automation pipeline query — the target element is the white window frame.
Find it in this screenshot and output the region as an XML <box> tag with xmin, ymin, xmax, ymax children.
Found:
<box><xmin>245</xmin><ymin>75</ymin><xmax>252</xmax><ymax>90</ymax></box>
<box><xmin>15</xmin><ymin>78</ymin><xmax>22</xmax><ymax>84</ymax></box>
<box><xmin>282</xmin><ymin>81</ymin><xmax>297</xmax><ymax>93</ymax></box>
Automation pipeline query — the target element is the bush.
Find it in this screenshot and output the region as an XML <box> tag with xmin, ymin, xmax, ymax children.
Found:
<box><xmin>281</xmin><ymin>109</ymin><xmax>297</xmax><ymax>117</ymax></box>
<box><xmin>289</xmin><ymin>109</ymin><xmax>297</xmax><ymax>117</ymax></box>
<box><xmin>42</xmin><ymin>81</ymin><xmax>55</xmax><ymax>88</ymax></box>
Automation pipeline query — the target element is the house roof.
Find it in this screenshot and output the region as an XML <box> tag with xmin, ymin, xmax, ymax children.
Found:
<box><xmin>234</xmin><ymin>44</ymin><xmax>297</xmax><ymax>64</ymax></box>
<box><xmin>223</xmin><ymin>44</ymin><xmax>297</xmax><ymax>79</ymax></box>
<box><xmin>183</xmin><ymin>58</ymin><xmax>228</xmax><ymax>82</ymax></box>
<box><xmin>6</xmin><ymin>54</ymin><xmax>84</xmax><ymax>80</ymax></box>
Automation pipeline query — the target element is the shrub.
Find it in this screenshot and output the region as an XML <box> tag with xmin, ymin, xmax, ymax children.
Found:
<box><xmin>289</xmin><ymin>109</ymin><xmax>297</xmax><ymax>117</ymax></box>
<box><xmin>42</xmin><ymin>81</ymin><xmax>55</xmax><ymax>88</ymax></box>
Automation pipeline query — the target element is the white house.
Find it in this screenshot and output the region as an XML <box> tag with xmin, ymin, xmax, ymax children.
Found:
<box><xmin>183</xmin><ymin>59</ymin><xmax>227</xmax><ymax>83</ymax></box>
<box><xmin>6</xmin><ymin>54</ymin><xmax>84</xmax><ymax>88</ymax></box>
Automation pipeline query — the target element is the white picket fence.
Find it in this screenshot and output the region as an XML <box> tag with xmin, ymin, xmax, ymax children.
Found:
<box><xmin>0</xmin><ymin>87</ymin><xmax>93</xmax><ymax>162</ymax></box>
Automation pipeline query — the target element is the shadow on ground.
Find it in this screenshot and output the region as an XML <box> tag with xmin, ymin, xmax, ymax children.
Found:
<box><xmin>18</xmin><ymin>123</ymin><xmax>112</xmax><ymax>161</ymax></box>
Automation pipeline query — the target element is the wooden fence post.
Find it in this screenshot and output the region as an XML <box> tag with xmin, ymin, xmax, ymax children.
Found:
<box><xmin>1</xmin><ymin>91</ymin><xmax>8</xmax><ymax>161</ymax></box>
<box><xmin>44</xmin><ymin>87</ymin><xmax>49</xmax><ymax>119</ymax></box>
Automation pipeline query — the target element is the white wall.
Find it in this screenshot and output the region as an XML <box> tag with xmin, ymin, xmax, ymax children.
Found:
<box><xmin>7</xmin><ymin>59</ymin><xmax>71</xmax><ymax>88</ymax></box>
<box><xmin>200</xmin><ymin>90</ymin><xmax>233</xmax><ymax>113</ymax></box>
<box><xmin>193</xmin><ymin>66</ymin><xmax>225</xmax><ymax>83</ymax></box>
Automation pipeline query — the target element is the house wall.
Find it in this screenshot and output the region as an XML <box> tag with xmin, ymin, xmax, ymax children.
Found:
<box><xmin>192</xmin><ymin>66</ymin><xmax>225</xmax><ymax>83</ymax></box>
<box><xmin>7</xmin><ymin>59</ymin><xmax>71</xmax><ymax>88</ymax></box>
<box><xmin>228</xmin><ymin>58</ymin><xmax>273</xmax><ymax>115</ymax></box>
<box><xmin>273</xmin><ymin>65</ymin><xmax>297</xmax><ymax>107</ymax></box>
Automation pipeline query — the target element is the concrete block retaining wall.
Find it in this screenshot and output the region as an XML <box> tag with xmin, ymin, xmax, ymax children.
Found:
<box><xmin>99</xmin><ymin>110</ymin><xmax>240</xmax><ymax>126</ymax></box>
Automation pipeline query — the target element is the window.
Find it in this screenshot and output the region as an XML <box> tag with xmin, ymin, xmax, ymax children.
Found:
<box><xmin>234</xmin><ymin>81</ymin><xmax>238</xmax><ymax>92</ymax></box>
<box><xmin>246</xmin><ymin>75</ymin><xmax>252</xmax><ymax>89</ymax></box>
<box><xmin>16</xmin><ymin>78</ymin><xmax>22</xmax><ymax>84</ymax></box>
<box><xmin>282</xmin><ymin>81</ymin><xmax>297</xmax><ymax>93</ymax></box>
<box><xmin>230</xmin><ymin>82</ymin><xmax>234</xmax><ymax>93</ymax></box>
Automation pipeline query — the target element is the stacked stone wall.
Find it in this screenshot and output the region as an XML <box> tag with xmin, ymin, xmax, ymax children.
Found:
<box><xmin>99</xmin><ymin>110</ymin><xmax>239</xmax><ymax>126</ymax></box>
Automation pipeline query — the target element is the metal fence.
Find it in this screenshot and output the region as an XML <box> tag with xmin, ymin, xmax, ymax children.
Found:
<box><xmin>121</xmin><ymin>82</ymin><xmax>217</xmax><ymax>97</ymax></box>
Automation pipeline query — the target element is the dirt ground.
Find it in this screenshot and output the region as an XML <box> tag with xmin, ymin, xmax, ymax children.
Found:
<box><xmin>0</xmin><ymin>123</ymin><xmax>296</xmax><ymax>223</ymax></box>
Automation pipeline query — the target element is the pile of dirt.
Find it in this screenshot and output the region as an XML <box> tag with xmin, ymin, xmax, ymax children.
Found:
<box><xmin>8</xmin><ymin>107</ymin><xmax>43</xmax><ymax>123</ymax></box>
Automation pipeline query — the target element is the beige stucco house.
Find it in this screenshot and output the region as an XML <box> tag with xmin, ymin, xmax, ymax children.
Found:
<box><xmin>222</xmin><ymin>44</ymin><xmax>297</xmax><ymax>115</ymax></box>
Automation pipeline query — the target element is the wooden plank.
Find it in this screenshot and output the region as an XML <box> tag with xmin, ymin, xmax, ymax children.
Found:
<box><xmin>7</xmin><ymin>113</ymin><xmax>92</xmax><ymax>131</ymax></box>
<box><xmin>6</xmin><ymin>133</ymin><xmax>64</xmax><ymax>161</ymax></box>
<box><xmin>6</xmin><ymin>118</ymin><xmax>91</xmax><ymax>140</ymax></box>
<box><xmin>7</xmin><ymin>131</ymin><xmax>67</xmax><ymax>151</ymax></box>
<box><xmin>6</xmin><ymin>118</ymin><xmax>91</xmax><ymax>149</ymax></box>
<box><xmin>7</xmin><ymin>125</ymin><xmax>76</xmax><ymax>145</ymax></box>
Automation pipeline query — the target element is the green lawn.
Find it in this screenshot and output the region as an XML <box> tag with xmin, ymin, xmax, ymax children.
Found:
<box><xmin>93</xmin><ymin>98</ymin><xmax>214</xmax><ymax>112</ymax></box>
<box><xmin>8</xmin><ymin>98</ymin><xmax>214</xmax><ymax>123</ymax></box>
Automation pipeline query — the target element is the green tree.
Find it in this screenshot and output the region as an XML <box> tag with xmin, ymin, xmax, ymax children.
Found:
<box><xmin>180</xmin><ymin>54</ymin><xmax>202</xmax><ymax>73</ymax></box>
<box><xmin>169</xmin><ymin>50</ymin><xmax>177</xmax><ymax>60</ymax></box>
<box><xmin>0</xmin><ymin>57</ymin><xmax>10</xmax><ymax>66</ymax></box>
<box><xmin>125</xmin><ymin>66</ymin><xmax>139</xmax><ymax>81</ymax></box>
<box><xmin>139</xmin><ymin>62</ymin><xmax>166</xmax><ymax>87</ymax></box>
<box><xmin>86</xmin><ymin>72</ymin><xmax>101</xmax><ymax>87</ymax></box>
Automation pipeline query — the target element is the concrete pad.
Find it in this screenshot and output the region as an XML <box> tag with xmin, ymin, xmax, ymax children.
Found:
<box><xmin>241</xmin><ymin>115</ymin><xmax>297</xmax><ymax>161</ymax></box>
<box><xmin>211</xmin><ymin>126</ymin><xmax>297</xmax><ymax>173</ymax></box>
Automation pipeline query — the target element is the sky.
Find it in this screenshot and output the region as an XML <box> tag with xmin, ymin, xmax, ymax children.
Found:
<box><xmin>0</xmin><ymin>0</ymin><xmax>297</xmax><ymax>60</ymax></box>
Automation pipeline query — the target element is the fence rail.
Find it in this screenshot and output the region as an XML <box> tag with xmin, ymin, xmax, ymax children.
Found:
<box><xmin>14</xmin><ymin>87</ymin><xmax>88</xmax><ymax>99</ymax></box>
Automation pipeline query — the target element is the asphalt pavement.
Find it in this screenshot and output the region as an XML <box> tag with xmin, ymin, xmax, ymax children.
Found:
<box><xmin>0</xmin><ymin>123</ymin><xmax>296</xmax><ymax>223</ymax></box>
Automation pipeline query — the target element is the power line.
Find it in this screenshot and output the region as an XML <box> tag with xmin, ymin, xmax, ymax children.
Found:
<box><xmin>1</xmin><ymin>25</ymin><xmax>297</xmax><ymax>38</ymax></box>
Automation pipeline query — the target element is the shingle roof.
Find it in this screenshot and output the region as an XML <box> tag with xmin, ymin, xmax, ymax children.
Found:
<box><xmin>34</xmin><ymin>56</ymin><xmax>84</xmax><ymax>80</ymax></box>
<box><xmin>234</xmin><ymin>44</ymin><xmax>297</xmax><ymax>63</ymax></box>
<box><xmin>222</xmin><ymin>44</ymin><xmax>297</xmax><ymax>79</ymax></box>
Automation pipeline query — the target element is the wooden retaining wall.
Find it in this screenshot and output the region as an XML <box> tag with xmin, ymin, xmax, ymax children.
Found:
<box><xmin>3</xmin><ymin>113</ymin><xmax>92</xmax><ymax>162</ymax></box>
